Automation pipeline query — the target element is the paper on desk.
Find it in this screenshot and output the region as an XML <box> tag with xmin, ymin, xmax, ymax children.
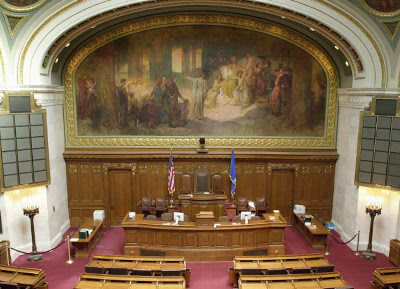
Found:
<box><xmin>70</xmin><ymin>238</ymin><xmax>79</xmax><ymax>242</ymax></box>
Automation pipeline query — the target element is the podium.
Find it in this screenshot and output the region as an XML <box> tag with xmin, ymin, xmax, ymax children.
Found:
<box><xmin>196</xmin><ymin>211</ymin><xmax>214</xmax><ymax>227</ymax></box>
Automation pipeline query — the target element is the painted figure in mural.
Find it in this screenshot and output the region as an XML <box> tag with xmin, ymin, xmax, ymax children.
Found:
<box><xmin>310</xmin><ymin>75</ymin><xmax>326</xmax><ymax>124</ymax></box>
<box><xmin>185</xmin><ymin>72</ymin><xmax>208</xmax><ymax>120</ymax></box>
<box><xmin>117</xmin><ymin>78</ymin><xmax>129</xmax><ymax>126</ymax></box>
<box><xmin>165</xmin><ymin>76</ymin><xmax>186</xmax><ymax>128</ymax></box>
<box><xmin>149</xmin><ymin>78</ymin><xmax>163</xmax><ymax>126</ymax></box>
<box><xmin>205</xmin><ymin>73</ymin><xmax>224</xmax><ymax>108</ymax></box>
<box><xmin>242</xmin><ymin>51</ymin><xmax>257</xmax><ymax>77</ymax></box>
<box><xmin>128</xmin><ymin>92</ymin><xmax>140</xmax><ymax>128</ymax></box>
<box><xmin>232</xmin><ymin>71</ymin><xmax>250</xmax><ymax>108</ymax></box>
<box><xmin>220</xmin><ymin>56</ymin><xmax>242</xmax><ymax>99</ymax></box>
<box><xmin>271</xmin><ymin>68</ymin><xmax>291</xmax><ymax>118</ymax></box>
<box><xmin>161</xmin><ymin>77</ymin><xmax>170</xmax><ymax>124</ymax></box>
<box><xmin>86</xmin><ymin>77</ymin><xmax>97</xmax><ymax>122</ymax></box>
<box><xmin>77</xmin><ymin>73</ymin><xmax>88</xmax><ymax>120</ymax></box>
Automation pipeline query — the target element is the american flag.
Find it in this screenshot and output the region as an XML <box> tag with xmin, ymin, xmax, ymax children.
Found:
<box><xmin>168</xmin><ymin>149</ymin><xmax>175</xmax><ymax>195</ymax></box>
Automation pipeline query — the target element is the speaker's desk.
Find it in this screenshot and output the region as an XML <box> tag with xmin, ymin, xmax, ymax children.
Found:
<box><xmin>122</xmin><ymin>213</ymin><xmax>287</xmax><ymax>262</ymax></box>
<box><xmin>178</xmin><ymin>193</ymin><xmax>227</xmax><ymax>221</ymax></box>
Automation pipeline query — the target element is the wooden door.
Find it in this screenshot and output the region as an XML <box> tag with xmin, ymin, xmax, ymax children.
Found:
<box><xmin>109</xmin><ymin>170</ymin><xmax>132</xmax><ymax>225</ymax></box>
<box><xmin>271</xmin><ymin>170</ymin><xmax>294</xmax><ymax>223</ymax></box>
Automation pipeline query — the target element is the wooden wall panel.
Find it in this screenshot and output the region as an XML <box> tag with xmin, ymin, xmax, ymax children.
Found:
<box><xmin>64</xmin><ymin>149</ymin><xmax>338</xmax><ymax>226</ymax></box>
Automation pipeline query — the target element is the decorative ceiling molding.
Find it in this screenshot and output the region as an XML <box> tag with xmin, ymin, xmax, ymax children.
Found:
<box><xmin>0</xmin><ymin>0</ymin><xmax>47</xmax><ymax>12</ymax></box>
<box><xmin>33</xmin><ymin>0</ymin><xmax>365</xmax><ymax>85</ymax></box>
<box><xmin>2</xmin><ymin>12</ymin><xmax>27</xmax><ymax>38</ymax></box>
<box><xmin>359</xmin><ymin>0</ymin><xmax>400</xmax><ymax>18</ymax></box>
<box><xmin>380</xmin><ymin>20</ymin><xmax>400</xmax><ymax>42</ymax></box>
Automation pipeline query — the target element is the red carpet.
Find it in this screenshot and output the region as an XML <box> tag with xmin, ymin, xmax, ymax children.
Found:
<box><xmin>11</xmin><ymin>226</ymin><xmax>394</xmax><ymax>288</ymax></box>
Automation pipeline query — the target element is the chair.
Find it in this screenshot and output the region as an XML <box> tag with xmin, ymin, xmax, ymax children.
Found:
<box><xmin>184</xmin><ymin>215</ymin><xmax>189</xmax><ymax>222</ymax></box>
<box><xmin>131</xmin><ymin>269</ymin><xmax>153</xmax><ymax>276</ymax></box>
<box><xmin>211</xmin><ymin>173</ymin><xmax>224</xmax><ymax>194</ymax></box>
<box><xmin>237</xmin><ymin>198</ymin><xmax>247</xmax><ymax>213</ymax></box>
<box><xmin>161</xmin><ymin>269</ymin><xmax>182</xmax><ymax>276</ymax></box>
<box><xmin>267</xmin><ymin>268</ymin><xmax>288</xmax><ymax>275</ymax></box>
<box><xmin>140</xmin><ymin>197</ymin><xmax>153</xmax><ymax>216</ymax></box>
<box><xmin>108</xmin><ymin>266</ymin><xmax>128</xmax><ymax>275</ymax></box>
<box><xmin>180</xmin><ymin>173</ymin><xmax>193</xmax><ymax>194</ymax></box>
<box><xmin>195</xmin><ymin>171</ymin><xmax>209</xmax><ymax>193</ymax></box>
<box><xmin>146</xmin><ymin>215</ymin><xmax>157</xmax><ymax>221</ymax></box>
<box><xmin>0</xmin><ymin>282</ymin><xmax>20</xmax><ymax>289</ymax></box>
<box><xmin>234</xmin><ymin>215</ymin><xmax>242</xmax><ymax>222</ymax></box>
<box><xmin>255</xmin><ymin>197</ymin><xmax>268</xmax><ymax>216</ymax></box>
<box><xmin>85</xmin><ymin>265</ymin><xmax>105</xmax><ymax>274</ymax></box>
<box><xmin>314</xmin><ymin>264</ymin><xmax>335</xmax><ymax>273</ymax></box>
<box><xmin>155</xmin><ymin>198</ymin><xmax>167</xmax><ymax>217</ymax></box>
<box><xmin>161</xmin><ymin>213</ymin><xmax>173</xmax><ymax>221</ymax></box>
<box><xmin>251</xmin><ymin>216</ymin><xmax>260</xmax><ymax>221</ymax></box>
<box><xmin>219</xmin><ymin>216</ymin><xmax>230</xmax><ymax>222</ymax></box>
<box><xmin>241</xmin><ymin>268</ymin><xmax>262</xmax><ymax>275</ymax></box>
<box><xmin>291</xmin><ymin>267</ymin><xmax>313</xmax><ymax>274</ymax></box>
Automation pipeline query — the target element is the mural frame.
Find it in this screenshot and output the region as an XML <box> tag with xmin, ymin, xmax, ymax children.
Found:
<box><xmin>0</xmin><ymin>0</ymin><xmax>46</xmax><ymax>12</ymax></box>
<box><xmin>64</xmin><ymin>14</ymin><xmax>338</xmax><ymax>148</ymax></box>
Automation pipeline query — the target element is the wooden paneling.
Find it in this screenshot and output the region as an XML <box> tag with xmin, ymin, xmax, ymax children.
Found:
<box><xmin>64</xmin><ymin>149</ymin><xmax>338</xmax><ymax>226</ymax></box>
<box><xmin>109</xmin><ymin>170</ymin><xmax>133</xmax><ymax>225</ymax></box>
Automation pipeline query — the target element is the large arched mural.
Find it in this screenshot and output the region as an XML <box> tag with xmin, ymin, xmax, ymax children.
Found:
<box><xmin>65</xmin><ymin>14</ymin><xmax>337</xmax><ymax>148</ymax></box>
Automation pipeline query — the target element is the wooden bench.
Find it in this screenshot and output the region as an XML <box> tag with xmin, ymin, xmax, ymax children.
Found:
<box><xmin>88</xmin><ymin>254</ymin><xmax>191</xmax><ymax>283</ymax></box>
<box><xmin>238</xmin><ymin>272</ymin><xmax>349</xmax><ymax>289</ymax></box>
<box><xmin>293</xmin><ymin>213</ymin><xmax>329</xmax><ymax>250</ymax></box>
<box><xmin>0</xmin><ymin>265</ymin><xmax>47</xmax><ymax>289</ymax></box>
<box><xmin>371</xmin><ymin>267</ymin><xmax>400</xmax><ymax>289</ymax></box>
<box><xmin>230</xmin><ymin>253</ymin><xmax>332</xmax><ymax>286</ymax></box>
<box><xmin>70</xmin><ymin>217</ymin><xmax>104</xmax><ymax>258</ymax></box>
<box><xmin>73</xmin><ymin>273</ymin><xmax>186</xmax><ymax>289</ymax></box>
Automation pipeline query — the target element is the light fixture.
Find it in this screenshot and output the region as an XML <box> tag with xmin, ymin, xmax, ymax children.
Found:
<box><xmin>334</xmin><ymin>45</ymin><xmax>339</xmax><ymax>50</ymax></box>
<box><xmin>345</xmin><ymin>61</ymin><xmax>349</xmax><ymax>67</ymax></box>
<box><xmin>309</xmin><ymin>27</ymin><xmax>315</xmax><ymax>31</ymax></box>
<box><xmin>65</xmin><ymin>43</ymin><xmax>70</xmax><ymax>48</ymax></box>
<box><xmin>55</xmin><ymin>58</ymin><xmax>59</xmax><ymax>63</ymax></box>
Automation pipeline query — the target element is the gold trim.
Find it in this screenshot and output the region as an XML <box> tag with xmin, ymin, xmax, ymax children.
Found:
<box><xmin>0</xmin><ymin>92</ymin><xmax>51</xmax><ymax>192</ymax></box>
<box><xmin>2</xmin><ymin>12</ymin><xmax>27</xmax><ymax>38</ymax></box>
<box><xmin>103</xmin><ymin>163</ymin><xmax>136</xmax><ymax>175</ymax></box>
<box><xmin>359</xmin><ymin>0</ymin><xmax>400</xmax><ymax>18</ymax></box>
<box><xmin>0</xmin><ymin>47</ymin><xmax>5</xmax><ymax>83</ymax></box>
<box><xmin>380</xmin><ymin>20</ymin><xmax>400</xmax><ymax>42</ymax></box>
<box><xmin>267</xmin><ymin>163</ymin><xmax>300</xmax><ymax>176</ymax></box>
<box><xmin>317</xmin><ymin>0</ymin><xmax>386</xmax><ymax>88</ymax></box>
<box><xmin>65</xmin><ymin>14</ymin><xmax>338</xmax><ymax>148</ymax></box>
<box><xmin>370</xmin><ymin>94</ymin><xmax>400</xmax><ymax>116</ymax></box>
<box><xmin>0</xmin><ymin>0</ymin><xmax>46</xmax><ymax>12</ymax></box>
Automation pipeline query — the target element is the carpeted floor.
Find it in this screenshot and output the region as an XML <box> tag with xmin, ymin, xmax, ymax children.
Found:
<box><xmin>11</xmin><ymin>225</ymin><xmax>394</xmax><ymax>288</ymax></box>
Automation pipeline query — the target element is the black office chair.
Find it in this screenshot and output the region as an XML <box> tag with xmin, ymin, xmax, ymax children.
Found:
<box><xmin>0</xmin><ymin>282</ymin><xmax>21</xmax><ymax>289</ymax></box>
<box><xmin>241</xmin><ymin>268</ymin><xmax>262</xmax><ymax>275</ymax></box>
<box><xmin>85</xmin><ymin>265</ymin><xmax>105</xmax><ymax>274</ymax></box>
<box><xmin>161</xmin><ymin>269</ymin><xmax>182</xmax><ymax>276</ymax></box>
<box><xmin>108</xmin><ymin>266</ymin><xmax>128</xmax><ymax>275</ymax></box>
<box><xmin>267</xmin><ymin>268</ymin><xmax>288</xmax><ymax>275</ymax></box>
<box><xmin>291</xmin><ymin>267</ymin><xmax>313</xmax><ymax>274</ymax></box>
<box><xmin>131</xmin><ymin>269</ymin><xmax>153</xmax><ymax>276</ymax></box>
<box><xmin>314</xmin><ymin>264</ymin><xmax>335</xmax><ymax>273</ymax></box>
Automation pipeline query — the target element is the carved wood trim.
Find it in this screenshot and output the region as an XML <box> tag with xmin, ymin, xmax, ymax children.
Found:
<box><xmin>103</xmin><ymin>162</ymin><xmax>136</xmax><ymax>175</ymax></box>
<box><xmin>267</xmin><ymin>163</ymin><xmax>300</xmax><ymax>176</ymax></box>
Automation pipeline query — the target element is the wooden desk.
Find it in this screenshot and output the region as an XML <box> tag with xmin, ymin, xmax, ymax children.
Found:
<box><xmin>74</xmin><ymin>273</ymin><xmax>186</xmax><ymax>289</ymax></box>
<box><xmin>0</xmin><ymin>241</ymin><xmax>10</xmax><ymax>265</ymax></box>
<box><xmin>178</xmin><ymin>193</ymin><xmax>227</xmax><ymax>221</ymax></box>
<box><xmin>0</xmin><ymin>265</ymin><xmax>47</xmax><ymax>289</ymax></box>
<box><xmin>372</xmin><ymin>267</ymin><xmax>400</xmax><ymax>289</ymax></box>
<box><xmin>239</xmin><ymin>272</ymin><xmax>349</xmax><ymax>289</ymax></box>
<box><xmin>293</xmin><ymin>213</ymin><xmax>329</xmax><ymax>250</ymax></box>
<box><xmin>230</xmin><ymin>253</ymin><xmax>331</xmax><ymax>286</ymax></box>
<box><xmin>71</xmin><ymin>218</ymin><xmax>104</xmax><ymax>258</ymax></box>
<box><xmin>88</xmin><ymin>254</ymin><xmax>190</xmax><ymax>283</ymax></box>
<box><xmin>122</xmin><ymin>212</ymin><xmax>287</xmax><ymax>262</ymax></box>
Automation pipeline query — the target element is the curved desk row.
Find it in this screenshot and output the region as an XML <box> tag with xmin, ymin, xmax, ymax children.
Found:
<box><xmin>122</xmin><ymin>213</ymin><xmax>287</xmax><ymax>262</ymax></box>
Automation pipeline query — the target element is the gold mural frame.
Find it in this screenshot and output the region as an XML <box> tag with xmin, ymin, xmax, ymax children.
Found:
<box><xmin>359</xmin><ymin>0</ymin><xmax>400</xmax><ymax>17</ymax></box>
<box><xmin>64</xmin><ymin>14</ymin><xmax>338</xmax><ymax>148</ymax></box>
<box><xmin>0</xmin><ymin>0</ymin><xmax>46</xmax><ymax>12</ymax></box>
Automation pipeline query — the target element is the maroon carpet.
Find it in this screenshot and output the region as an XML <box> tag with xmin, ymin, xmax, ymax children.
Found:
<box><xmin>11</xmin><ymin>226</ymin><xmax>393</xmax><ymax>288</ymax></box>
